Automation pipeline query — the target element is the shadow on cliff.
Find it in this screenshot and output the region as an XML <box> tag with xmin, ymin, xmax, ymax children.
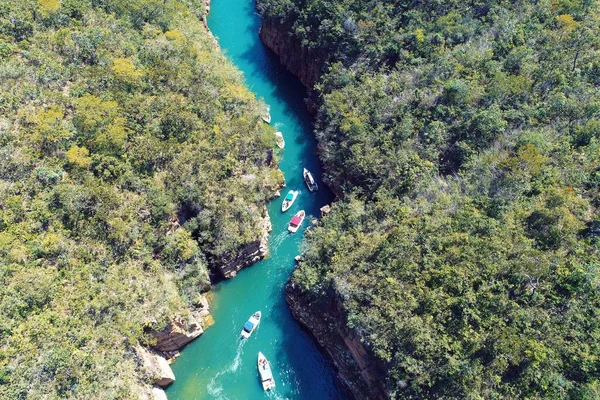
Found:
<box><xmin>206</xmin><ymin>4</ymin><xmax>344</xmax><ymax>395</ymax></box>
<box><xmin>265</xmin><ymin>273</ymin><xmax>348</xmax><ymax>400</ymax></box>
<box><xmin>227</xmin><ymin>7</ymin><xmax>321</xmax><ymax>166</ymax></box>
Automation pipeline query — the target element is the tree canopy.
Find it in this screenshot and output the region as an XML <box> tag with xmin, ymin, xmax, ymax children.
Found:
<box><xmin>258</xmin><ymin>0</ymin><xmax>600</xmax><ymax>397</ymax></box>
<box><xmin>0</xmin><ymin>0</ymin><xmax>281</xmax><ymax>398</ymax></box>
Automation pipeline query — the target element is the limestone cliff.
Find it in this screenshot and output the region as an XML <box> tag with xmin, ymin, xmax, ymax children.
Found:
<box><xmin>151</xmin><ymin>387</ymin><xmax>168</xmax><ymax>400</ymax></box>
<box><xmin>258</xmin><ymin>17</ymin><xmax>345</xmax><ymax>198</ymax></box>
<box><xmin>259</xmin><ymin>18</ymin><xmax>325</xmax><ymax>92</ymax></box>
<box><xmin>151</xmin><ymin>295</ymin><xmax>210</xmax><ymax>357</ymax></box>
<box><xmin>286</xmin><ymin>282</ymin><xmax>389</xmax><ymax>400</ymax></box>
<box><xmin>136</xmin><ymin>346</ymin><xmax>176</xmax><ymax>388</ymax></box>
<box><xmin>216</xmin><ymin>208</ymin><xmax>272</xmax><ymax>278</ymax></box>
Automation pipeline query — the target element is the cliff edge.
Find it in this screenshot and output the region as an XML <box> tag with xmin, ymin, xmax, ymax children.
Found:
<box><xmin>259</xmin><ymin>18</ymin><xmax>324</xmax><ymax>90</ymax></box>
<box><xmin>286</xmin><ymin>283</ymin><xmax>388</xmax><ymax>400</ymax></box>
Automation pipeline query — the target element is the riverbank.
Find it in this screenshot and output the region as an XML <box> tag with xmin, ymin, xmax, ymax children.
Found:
<box><xmin>0</xmin><ymin>0</ymin><xmax>288</xmax><ymax>397</ymax></box>
<box><xmin>164</xmin><ymin>0</ymin><xmax>344</xmax><ymax>397</ymax></box>
<box><xmin>286</xmin><ymin>282</ymin><xmax>388</xmax><ymax>400</ymax></box>
<box><xmin>141</xmin><ymin>0</ymin><xmax>286</xmax><ymax>396</ymax></box>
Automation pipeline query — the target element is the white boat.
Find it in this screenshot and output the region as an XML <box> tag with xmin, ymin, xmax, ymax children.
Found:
<box><xmin>275</xmin><ymin>131</ymin><xmax>285</xmax><ymax>148</ymax></box>
<box><xmin>257</xmin><ymin>352</ymin><xmax>275</xmax><ymax>391</ymax></box>
<box><xmin>261</xmin><ymin>107</ymin><xmax>271</xmax><ymax>123</ymax></box>
<box><xmin>240</xmin><ymin>311</ymin><xmax>261</xmax><ymax>339</ymax></box>
<box><xmin>303</xmin><ymin>168</ymin><xmax>319</xmax><ymax>192</ymax></box>
<box><xmin>281</xmin><ymin>190</ymin><xmax>298</xmax><ymax>212</ymax></box>
<box><xmin>288</xmin><ymin>210</ymin><xmax>305</xmax><ymax>233</ymax></box>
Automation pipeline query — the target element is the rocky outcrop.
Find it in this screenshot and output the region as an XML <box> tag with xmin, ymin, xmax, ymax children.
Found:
<box><xmin>152</xmin><ymin>387</ymin><xmax>168</xmax><ymax>400</ymax></box>
<box><xmin>258</xmin><ymin>16</ymin><xmax>346</xmax><ymax>199</ymax></box>
<box><xmin>259</xmin><ymin>18</ymin><xmax>325</xmax><ymax>91</ymax></box>
<box><xmin>286</xmin><ymin>283</ymin><xmax>388</xmax><ymax>400</ymax></box>
<box><xmin>136</xmin><ymin>346</ymin><xmax>176</xmax><ymax>388</ymax></box>
<box><xmin>200</xmin><ymin>0</ymin><xmax>219</xmax><ymax>48</ymax></box>
<box><xmin>151</xmin><ymin>296</ymin><xmax>210</xmax><ymax>357</ymax></box>
<box><xmin>216</xmin><ymin>208</ymin><xmax>272</xmax><ymax>278</ymax></box>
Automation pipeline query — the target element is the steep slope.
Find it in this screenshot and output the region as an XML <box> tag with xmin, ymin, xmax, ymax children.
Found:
<box><xmin>258</xmin><ymin>0</ymin><xmax>600</xmax><ymax>398</ymax></box>
<box><xmin>0</xmin><ymin>0</ymin><xmax>282</xmax><ymax>398</ymax></box>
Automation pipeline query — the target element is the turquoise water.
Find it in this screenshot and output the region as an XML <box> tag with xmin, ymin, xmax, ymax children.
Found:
<box><xmin>165</xmin><ymin>1</ymin><xmax>345</xmax><ymax>399</ymax></box>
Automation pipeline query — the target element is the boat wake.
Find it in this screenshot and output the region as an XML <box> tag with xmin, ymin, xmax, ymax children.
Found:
<box><xmin>206</xmin><ymin>341</ymin><xmax>246</xmax><ymax>399</ymax></box>
<box><xmin>266</xmin><ymin>390</ymin><xmax>288</xmax><ymax>400</ymax></box>
<box><xmin>206</xmin><ymin>380</ymin><xmax>227</xmax><ymax>400</ymax></box>
<box><xmin>228</xmin><ymin>342</ymin><xmax>243</xmax><ymax>373</ymax></box>
<box><xmin>269</xmin><ymin>230</ymin><xmax>289</xmax><ymax>249</ymax></box>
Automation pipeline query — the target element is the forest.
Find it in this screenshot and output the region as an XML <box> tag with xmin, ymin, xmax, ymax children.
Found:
<box><xmin>258</xmin><ymin>0</ymin><xmax>600</xmax><ymax>398</ymax></box>
<box><xmin>0</xmin><ymin>0</ymin><xmax>281</xmax><ymax>398</ymax></box>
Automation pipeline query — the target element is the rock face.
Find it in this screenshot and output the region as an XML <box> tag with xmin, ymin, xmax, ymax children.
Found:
<box><xmin>136</xmin><ymin>346</ymin><xmax>176</xmax><ymax>388</ymax></box>
<box><xmin>200</xmin><ymin>0</ymin><xmax>219</xmax><ymax>48</ymax></box>
<box><xmin>258</xmin><ymin>12</ymin><xmax>378</xmax><ymax>398</ymax></box>
<box><xmin>259</xmin><ymin>16</ymin><xmax>345</xmax><ymax>199</ymax></box>
<box><xmin>286</xmin><ymin>283</ymin><xmax>388</xmax><ymax>400</ymax></box>
<box><xmin>151</xmin><ymin>298</ymin><xmax>210</xmax><ymax>356</ymax></box>
<box><xmin>259</xmin><ymin>18</ymin><xmax>325</xmax><ymax>91</ymax></box>
<box><xmin>216</xmin><ymin>208</ymin><xmax>272</xmax><ymax>278</ymax></box>
<box><xmin>152</xmin><ymin>387</ymin><xmax>168</xmax><ymax>400</ymax></box>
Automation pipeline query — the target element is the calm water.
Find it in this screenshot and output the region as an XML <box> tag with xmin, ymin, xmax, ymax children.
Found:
<box><xmin>165</xmin><ymin>1</ymin><xmax>346</xmax><ymax>399</ymax></box>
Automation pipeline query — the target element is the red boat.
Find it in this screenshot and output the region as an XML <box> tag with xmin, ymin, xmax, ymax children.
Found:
<box><xmin>288</xmin><ymin>210</ymin><xmax>305</xmax><ymax>233</ymax></box>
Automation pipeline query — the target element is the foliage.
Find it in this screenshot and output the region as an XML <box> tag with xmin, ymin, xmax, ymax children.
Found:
<box><xmin>37</xmin><ymin>0</ymin><xmax>60</xmax><ymax>17</ymax></box>
<box><xmin>258</xmin><ymin>0</ymin><xmax>600</xmax><ymax>397</ymax></box>
<box><xmin>66</xmin><ymin>145</ymin><xmax>92</xmax><ymax>167</ymax></box>
<box><xmin>0</xmin><ymin>0</ymin><xmax>281</xmax><ymax>398</ymax></box>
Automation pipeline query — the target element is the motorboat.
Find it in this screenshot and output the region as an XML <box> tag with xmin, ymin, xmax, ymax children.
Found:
<box><xmin>275</xmin><ymin>131</ymin><xmax>284</xmax><ymax>148</ymax></box>
<box><xmin>257</xmin><ymin>352</ymin><xmax>275</xmax><ymax>391</ymax></box>
<box><xmin>303</xmin><ymin>168</ymin><xmax>318</xmax><ymax>192</ymax></box>
<box><xmin>288</xmin><ymin>210</ymin><xmax>305</xmax><ymax>233</ymax></box>
<box><xmin>281</xmin><ymin>190</ymin><xmax>298</xmax><ymax>212</ymax></box>
<box><xmin>261</xmin><ymin>107</ymin><xmax>271</xmax><ymax>123</ymax></box>
<box><xmin>240</xmin><ymin>311</ymin><xmax>261</xmax><ymax>339</ymax></box>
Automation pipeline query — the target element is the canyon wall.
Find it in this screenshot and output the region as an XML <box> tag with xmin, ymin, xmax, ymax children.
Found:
<box><xmin>286</xmin><ymin>283</ymin><xmax>389</xmax><ymax>399</ymax></box>
<box><xmin>259</xmin><ymin>18</ymin><xmax>324</xmax><ymax>90</ymax></box>
<box><xmin>259</xmin><ymin>18</ymin><xmax>344</xmax><ymax>199</ymax></box>
<box><xmin>216</xmin><ymin>207</ymin><xmax>272</xmax><ymax>278</ymax></box>
<box><xmin>151</xmin><ymin>295</ymin><xmax>211</xmax><ymax>357</ymax></box>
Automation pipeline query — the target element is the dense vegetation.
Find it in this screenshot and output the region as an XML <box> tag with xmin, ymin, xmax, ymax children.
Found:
<box><xmin>258</xmin><ymin>0</ymin><xmax>600</xmax><ymax>398</ymax></box>
<box><xmin>0</xmin><ymin>0</ymin><xmax>281</xmax><ymax>398</ymax></box>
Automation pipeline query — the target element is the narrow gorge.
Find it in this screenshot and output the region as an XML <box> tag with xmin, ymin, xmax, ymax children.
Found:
<box><xmin>164</xmin><ymin>0</ymin><xmax>345</xmax><ymax>398</ymax></box>
<box><xmin>258</xmin><ymin>10</ymin><xmax>390</xmax><ymax>400</ymax></box>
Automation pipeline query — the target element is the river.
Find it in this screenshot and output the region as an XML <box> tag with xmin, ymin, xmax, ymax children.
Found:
<box><xmin>164</xmin><ymin>0</ymin><xmax>346</xmax><ymax>399</ymax></box>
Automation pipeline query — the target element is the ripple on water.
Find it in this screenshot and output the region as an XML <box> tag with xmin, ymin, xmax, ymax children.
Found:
<box><xmin>266</xmin><ymin>390</ymin><xmax>289</xmax><ymax>400</ymax></box>
<box><xmin>207</xmin><ymin>340</ymin><xmax>246</xmax><ymax>398</ymax></box>
<box><xmin>165</xmin><ymin>0</ymin><xmax>344</xmax><ymax>397</ymax></box>
<box><xmin>268</xmin><ymin>230</ymin><xmax>290</xmax><ymax>253</ymax></box>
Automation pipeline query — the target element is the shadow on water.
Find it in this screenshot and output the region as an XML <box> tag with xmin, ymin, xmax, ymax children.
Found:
<box><xmin>223</xmin><ymin>3</ymin><xmax>320</xmax><ymax>163</ymax></box>
<box><xmin>269</xmin><ymin>283</ymin><xmax>345</xmax><ymax>400</ymax></box>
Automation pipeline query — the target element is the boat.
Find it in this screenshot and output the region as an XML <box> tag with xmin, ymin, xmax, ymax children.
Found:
<box><xmin>281</xmin><ymin>190</ymin><xmax>298</xmax><ymax>212</ymax></box>
<box><xmin>288</xmin><ymin>210</ymin><xmax>305</xmax><ymax>233</ymax></box>
<box><xmin>240</xmin><ymin>311</ymin><xmax>261</xmax><ymax>339</ymax></box>
<box><xmin>261</xmin><ymin>107</ymin><xmax>271</xmax><ymax>123</ymax></box>
<box><xmin>303</xmin><ymin>168</ymin><xmax>319</xmax><ymax>192</ymax></box>
<box><xmin>275</xmin><ymin>131</ymin><xmax>285</xmax><ymax>148</ymax></box>
<box><xmin>257</xmin><ymin>352</ymin><xmax>275</xmax><ymax>391</ymax></box>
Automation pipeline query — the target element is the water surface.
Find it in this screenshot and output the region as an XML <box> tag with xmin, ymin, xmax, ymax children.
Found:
<box><xmin>165</xmin><ymin>0</ymin><xmax>345</xmax><ymax>398</ymax></box>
